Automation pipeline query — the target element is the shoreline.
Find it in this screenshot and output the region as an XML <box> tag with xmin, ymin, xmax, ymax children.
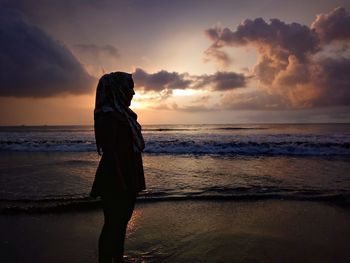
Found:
<box><xmin>1</xmin><ymin>200</ymin><xmax>350</xmax><ymax>262</ymax></box>
<box><xmin>1</xmin><ymin>197</ymin><xmax>350</xmax><ymax>215</ymax></box>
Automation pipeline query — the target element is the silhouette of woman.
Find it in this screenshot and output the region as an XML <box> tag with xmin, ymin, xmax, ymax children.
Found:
<box><xmin>90</xmin><ymin>72</ymin><xmax>146</xmax><ymax>263</ymax></box>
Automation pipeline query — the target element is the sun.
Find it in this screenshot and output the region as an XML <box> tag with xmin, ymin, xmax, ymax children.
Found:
<box><xmin>130</xmin><ymin>100</ymin><xmax>145</xmax><ymax>109</ymax></box>
<box><xmin>130</xmin><ymin>92</ymin><xmax>150</xmax><ymax>109</ymax></box>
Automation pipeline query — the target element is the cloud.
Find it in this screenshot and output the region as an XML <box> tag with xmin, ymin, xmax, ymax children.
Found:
<box><xmin>149</xmin><ymin>102</ymin><xmax>178</xmax><ymax>111</ymax></box>
<box><xmin>72</xmin><ymin>43</ymin><xmax>120</xmax><ymax>75</ymax></box>
<box><xmin>312</xmin><ymin>56</ymin><xmax>350</xmax><ymax>107</ymax></box>
<box><xmin>311</xmin><ymin>7</ymin><xmax>350</xmax><ymax>44</ymax></box>
<box><xmin>133</xmin><ymin>67</ymin><xmax>249</xmax><ymax>111</ymax></box>
<box><xmin>74</xmin><ymin>44</ymin><xmax>119</xmax><ymax>59</ymax></box>
<box><xmin>150</xmin><ymin>102</ymin><xmax>217</xmax><ymax>112</ymax></box>
<box><xmin>133</xmin><ymin>68</ymin><xmax>248</xmax><ymax>94</ymax></box>
<box><xmin>204</xmin><ymin>6</ymin><xmax>350</xmax><ymax>109</ymax></box>
<box><xmin>191</xmin><ymin>95</ymin><xmax>210</xmax><ymax>104</ymax></box>
<box><xmin>205</xmin><ymin>17</ymin><xmax>320</xmax><ymax>61</ymax></box>
<box><xmin>133</xmin><ymin>68</ymin><xmax>191</xmax><ymax>92</ymax></box>
<box><xmin>0</xmin><ymin>8</ymin><xmax>95</xmax><ymax>97</ymax></box>
<box><xmin>194</xmin><ymin>71</ymin><xmax>248</xmax><ymax>91</ymax></box>
<box><xmin>221</xmin><ymin>90</ymin><xmax>290</xmax><ymax>110</ymax></box>
<box><xmin>203</xmin><ymin>47</ymin><xmax>232</xmax><ymax>68</ymax></box>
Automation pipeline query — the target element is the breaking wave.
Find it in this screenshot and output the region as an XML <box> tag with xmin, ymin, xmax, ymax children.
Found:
<box><xmin>1</xmin><ymin>139</ymin><xmax>350</xmax><ymax>156</ymax></box>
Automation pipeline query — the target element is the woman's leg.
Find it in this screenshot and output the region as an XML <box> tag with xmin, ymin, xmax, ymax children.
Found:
<box><xmin>98</xmin><ymin>192</ymin><xmax>136</xmax><ymax>263</ymax></box>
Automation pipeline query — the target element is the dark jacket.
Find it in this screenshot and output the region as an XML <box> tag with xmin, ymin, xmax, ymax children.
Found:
<box><xmin>90</xmin><ymin>111</ymin><xmax>146</xmax><ymax>198</ymax></box>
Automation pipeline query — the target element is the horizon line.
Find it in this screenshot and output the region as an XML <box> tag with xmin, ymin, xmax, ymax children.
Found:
<box><xmin>0</xmin><ymin>122</ymin><xmax>350</xmax><ymax>127</ymax></box>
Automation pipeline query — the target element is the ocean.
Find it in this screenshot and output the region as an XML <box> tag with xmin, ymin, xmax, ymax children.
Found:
<box><xmin>0</xmin><ymin>123</ymin><xmax>350</xmax><ymax>213</ymax></box>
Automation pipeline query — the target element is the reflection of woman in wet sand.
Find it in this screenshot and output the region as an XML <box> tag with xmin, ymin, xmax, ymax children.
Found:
<box><xmin>90</xmin><ymin>72</ymin><xmax>146</xmax><ymax>263</ymax></box>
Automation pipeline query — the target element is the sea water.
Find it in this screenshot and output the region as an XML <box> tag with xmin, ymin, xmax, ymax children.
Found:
<box><xmin>0</xmin><ymin>123</ymin><xmax>350</xmax><ymax>212</ymax></box>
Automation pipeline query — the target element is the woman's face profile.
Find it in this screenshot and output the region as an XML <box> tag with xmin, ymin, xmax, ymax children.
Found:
<box><xmin>125</xmin><ymin>79</ymin><xmax>135</xmax><ymax>106</ymax></box>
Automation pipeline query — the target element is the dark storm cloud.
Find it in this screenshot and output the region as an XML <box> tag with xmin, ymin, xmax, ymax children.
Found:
<box><xmin>133</xmin><ymin>68</ymin><xmax>248</xmax><ymax>93</ymax></box>
<box><xmin>204</xmin><ymin>6</ymin><xmax>350</xmax><ymax>109</ymax></box>
<box><xmin>313</xmin><ymin>57</ymin><xmax>350</xmax><ymax>107</ymax></box>
<box><xmin>133</xmin><ymin>68</ymin><xmax>191</xmax><ymax>92</ymax></box>
<box><xmin>0</xmin><ymin>8</ymin><xmax>95</xmax><ymax>97</ymax></box>
<box><xmin>194</xmin><ymin>71</ymin><xmax>248</xmax><ymax>91</ymax></box>
<box><xmin>205</xmin><ymin>17</ymin><xmax>320</xmax><ymax>61</ymax></box>
<box><xmin>311</xmin><ymin>7</ymin><xmax>350</xmax><ymax>43</ymax></box>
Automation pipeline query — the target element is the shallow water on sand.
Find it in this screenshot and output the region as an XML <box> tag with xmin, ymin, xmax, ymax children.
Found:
<box><xmin>0</xmin><ymin>152</ymin><xmax>350</xmax><ymax>213</ymax></box>
<box><xmin>125</xmin><ymin>201</ymin><xmax>350</xmax><ymax>262</ymax></box>
<box><xmin>1</xmin><ymin>201</ymin><xmax>350</xmax><ymax>262</ymax></box>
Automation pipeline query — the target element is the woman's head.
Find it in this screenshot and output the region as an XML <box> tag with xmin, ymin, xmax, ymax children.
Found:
<box><xmin>94</xmin><ymin>71</ymin><xmax>145</xmax><ymax>155</ymax></box>
<box><xmin>94</xmin><ymin>72</ymin><xmax>135</xmax><ymax>114</ymax></box>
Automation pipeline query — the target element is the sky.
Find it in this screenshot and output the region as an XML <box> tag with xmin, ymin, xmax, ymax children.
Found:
<box><xmin>0</xmin><ymin>0</ymin><xmax>350</xmax><ymax>125</ymax></box>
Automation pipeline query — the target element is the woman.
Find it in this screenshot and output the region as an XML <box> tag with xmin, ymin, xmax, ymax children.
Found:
<box><xmin>90</xmin><ymin>72</ymin><xmax>146</xmax><ymax>263</ymax></box>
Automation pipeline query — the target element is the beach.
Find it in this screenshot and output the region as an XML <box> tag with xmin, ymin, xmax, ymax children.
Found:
<box><xmin>2</xmin><ymin>0</ymin><xmax>350</xmax><ymax>261</ymax></box>
<box><xmin>1</xmin><ymin>200</ymin><xmax>350</xmax><ymax>263</ymax></box>
<box><xmin>1</xmin><ymin>124</ymin><xmax>350</xmax><ymax>262</ymax></box>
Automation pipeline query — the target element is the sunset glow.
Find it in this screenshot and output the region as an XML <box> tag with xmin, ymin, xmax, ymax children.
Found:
<box><xmin>0</xmin><ymin>0</ymin><xmax>349</xmax><ymax>125</ymax></box>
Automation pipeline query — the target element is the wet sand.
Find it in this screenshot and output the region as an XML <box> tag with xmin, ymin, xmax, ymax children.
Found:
<box><xmin>1</xmin><ymin>200</ymin><xmax>350</xmax><ymax>263</ymax></box>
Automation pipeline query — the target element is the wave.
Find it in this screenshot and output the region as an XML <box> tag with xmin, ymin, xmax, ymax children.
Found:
<box><xmin>0</xmin><ymin>126</ymin><xmax>262</xmax><ymax>133</ymax></box>
<box><xmin>1</xmin><ymin>188</ymin><xmax>349</xmax><ymax>214</ymax></box>
<box><xmin>144</xmin><ymin>141</ymin><xmax>350</xmax><ymax>155</ymax></box>
<box><xmin>143</xmin><ymin>127</ymin><xmax>265</xmax><ymax>131</ymax></box>
<box><xmin>0</xmin><ymin>139</ymin><xmax>95</xmax><ymax>152</ymax></box>
<box><xmin>0</xmin><ymin>126</ymin><xmax>93</xmax><ymax>133</ymax></box>
<box><xmin>143</xmin><ymin>128</ymin><xmax>199</xmax><ymax>131</ymax></box>
<box><xmin>1</xmin><ymin>139</ymin><xmax>350</xmax><ymax>155</ymax></box>
<box><xmin>215</xmin><ymin>127</ymin><xmax>267</xmax><ymax>130</ymax></box>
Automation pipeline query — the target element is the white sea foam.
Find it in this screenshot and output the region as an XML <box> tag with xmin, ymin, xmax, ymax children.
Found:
<box><xmin>1</xmin><ymin>124</ymin><xmax>350</xmax><ymax>155</ymax></box>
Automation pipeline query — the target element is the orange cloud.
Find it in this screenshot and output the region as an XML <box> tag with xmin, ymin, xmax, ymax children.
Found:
<box><xmin>204</xmin><ymin>7</ymin><xmax>350</xmax><ymax>109</ymax></box>
<box><xmin>133</xmin><ymin>68</ymin><xmax>249</xmax><ymax>92</ymax></box>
